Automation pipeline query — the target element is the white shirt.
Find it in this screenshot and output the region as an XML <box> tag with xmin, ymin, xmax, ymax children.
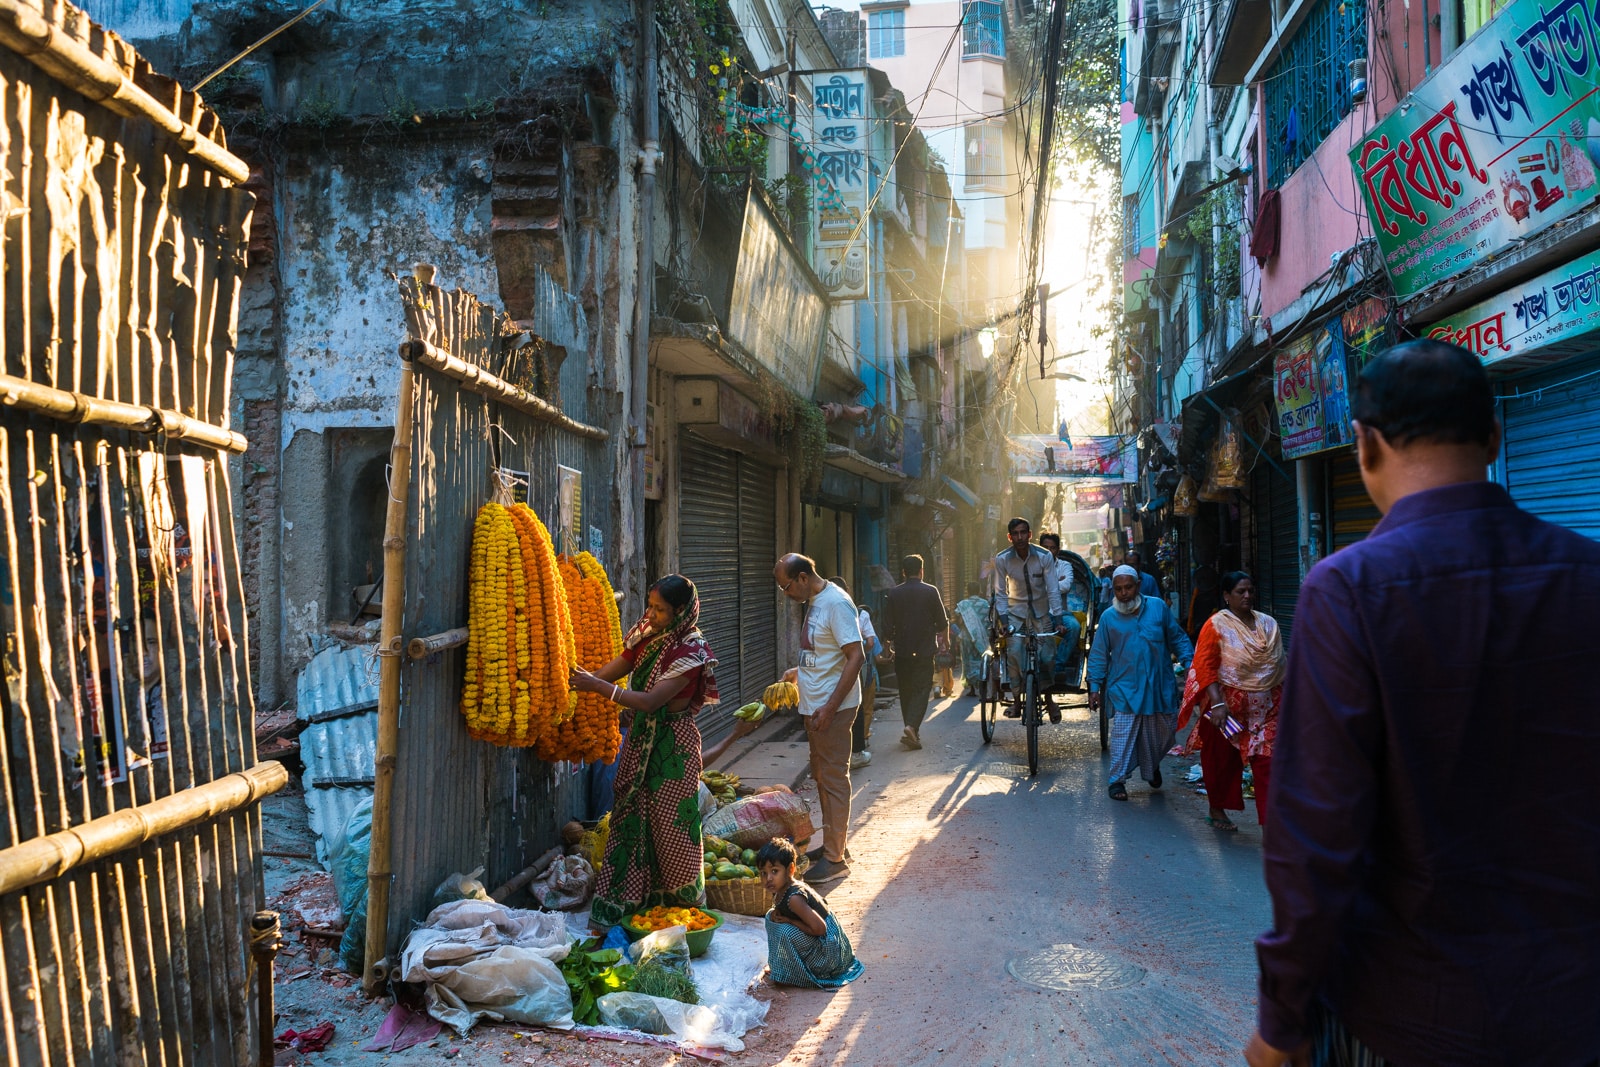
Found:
<box><xmin>798</xmin><ymin>581</ymin><xmax>863</xmax><ymax>715</ymax></box>
<box><xmin>858</xmin><ymin>609</ymin><xmax>878</xmax><ymax>653</ymax></box>
<box><xmin>991</xmin><ymin>544</ymin><xmax>1062</xmax><ymax>621</ymax></box>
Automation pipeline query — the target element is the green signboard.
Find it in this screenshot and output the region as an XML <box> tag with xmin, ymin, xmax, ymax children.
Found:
<box><xmin>1426</xmin><ymin>241</ymin><xmax>1600</xmax><ymax>364</ymax></box>
<box><xmin>1351</xmin><ymin>0</ymin><xmax>1600</xmax><ymax>300</ymax></box>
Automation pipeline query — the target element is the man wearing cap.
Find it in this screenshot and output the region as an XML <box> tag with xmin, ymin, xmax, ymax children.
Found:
<box><xmin>1087</xmin><ymin>564</ymin><xmax>1192</xmax><ymax>801</ymax></box>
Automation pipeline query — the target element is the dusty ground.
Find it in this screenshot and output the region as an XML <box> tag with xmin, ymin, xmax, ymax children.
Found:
<box><xmin>265</xmin><ymin>693</ymin><xmax>1270</xmax><ymax>1066</ymax></box>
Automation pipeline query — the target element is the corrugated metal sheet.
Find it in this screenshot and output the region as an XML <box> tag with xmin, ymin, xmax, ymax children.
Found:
<box><xmin>1503</xmin><ymin>359</ymin><xmax>1600</xmax><ymax>540</ymax></box>
<box><xmin>737</xmin><ymin>456</ymin><xmax>779</xmax><ymax>709</ymax></box>
<box><xmin>381</xmin><ymin>282</ymin><xmax>614</xmax><ymax>956</ymax></box>
<box><xmin>0</xmin><ymin>2</ymin><xmax>262</xmax><ymax>1062</ymax></box>
<box><xmin>296</xmin><ymin>644</ymin><xmax>382</xmax><ymax>721</ymax></box>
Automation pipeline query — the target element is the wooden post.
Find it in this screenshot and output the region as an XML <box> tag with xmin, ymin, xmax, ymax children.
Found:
<box><xmin>364</xmin><ymin>358</ymin><xmax>415</xmax><ymax>993</ymax></box>
<box><xmin>250</xmin><ymin>911</ymin><xmax>282</xmax><ymax>1067</ymax></box>
<box><xmin>406</xmin><ymin>627</ymin><xmax>468</xmax><ymax>660</ymax></box>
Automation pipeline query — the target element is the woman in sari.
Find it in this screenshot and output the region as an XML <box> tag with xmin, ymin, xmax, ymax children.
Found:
<box><xmin>1177</xmin><ymin>571</ymin><xmax>1285</xmax><ymax>831</ymax></box>
<box><xmin>570</xmin><ymin>575</ymin><xmax>718</xmax><ymax>930</ymax></box>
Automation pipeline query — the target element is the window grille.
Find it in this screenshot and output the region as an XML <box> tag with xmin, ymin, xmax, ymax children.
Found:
<box><xmin>868</xmin><ymin>9</ymin><xmax>906</xmax><ymax>58</ymax></box>
<box><xmin>962</xmin><ymin>0</ymin><xmax>1005</xmax><ymax>57</ymax></box>
<box><xmin>964</xmin><ymin>123</ymin><xmax>1006</xmax><ymax>190</ymax></box>
<box><xmin>1263</xmin><ymin>0</ymin><xmax>1367</xmax><ymax>187</ymax></box>
<box><xmin>1123</xmin><ymin>194</ymin><xmax>1141</xmax><ymax>257</ymax></box>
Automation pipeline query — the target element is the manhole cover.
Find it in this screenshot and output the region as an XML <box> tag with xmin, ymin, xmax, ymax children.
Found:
<box><xmin>1007</xmin><ymin>944</ymin><xmax>1147</xmax><ymax>991</ymax></box>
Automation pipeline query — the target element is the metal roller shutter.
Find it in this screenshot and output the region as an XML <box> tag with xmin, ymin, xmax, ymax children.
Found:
<box><xmin>679</xmin><ymin>433</ymin><xmax>743</xmax><ymax>741</ymax></box>
<box><xmin>738</xmin><ymin>459</ymin><xmax>779</xmax><ymax>708</ymax></box>
<box><xmin>1250</xmin><ymin>461</ymin><xmax>1301</xmax><ymax>641</ymax></box>
<box><xmin>1328</xmin><ymin>450</ymin><xmax>1381</xmax><ymax>551</ymax></box>
<box><xmin>1503</xmin><ymin>362</ymin><xmax>1600</xmax><ymax>540</ymax></box>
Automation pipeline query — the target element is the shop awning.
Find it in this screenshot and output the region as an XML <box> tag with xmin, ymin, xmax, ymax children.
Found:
<box><xmin>942</xmin><ymin>474</ymin><xmax>980</xmax><ymax>508</ymax></box>
<box><xmin>824</xmin><ymin>444</ymin><xmax>906</xmax><ymax>483</ymax></box>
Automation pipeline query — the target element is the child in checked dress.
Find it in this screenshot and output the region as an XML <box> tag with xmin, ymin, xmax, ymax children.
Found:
<box><xmin>758</xmin><ymin>838</ymin><xmax>864</xmax><ymax>988</ymax></box>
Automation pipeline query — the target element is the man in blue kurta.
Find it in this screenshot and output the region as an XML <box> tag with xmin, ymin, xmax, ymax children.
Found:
<box><xmin>1087</xmin><ymin>564</ymin><xmax>1193</xmax><ymax>801</ymax></box>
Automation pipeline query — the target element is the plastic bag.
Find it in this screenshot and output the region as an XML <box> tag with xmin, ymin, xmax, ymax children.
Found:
<box><xmin>330</xmin><ymin>796</ymin><xmax>373</xmax><ymax>973</ymax></box>
<box><xmin>1173</xmin><ymin>474</ymin><xmax>1198</xmax><ymax>517</ymax></box>
<box><xmin>701</xmin><ymin>791</ymin><xmax>812</xmax><ymax>849</ymax></box>
<box><xmin>697</xmin><ymin>781</ymin><xmax>717</xmax><ymax>819</ymax></box>
<box><xmin>597</xmin><ymin>992</ymin><xmax>752</xmax><ymax>1052</ymax></box>
<box><xmin>1213</xmin><ymin>409</ymin><xmax>1246</xmax><ymax>489</ymax></box>
<box><xmin>532</xmin><ymin>855</ymin><xmax>595</xmax><ymax>910</ymax></box>
<box><xmin>432</xmin><ymin>867</ymin><xmax>492</xmax><ymax>911</ymax></box>
<box><xmin>628</xmin><ymin>925</ymin><xmax>692</xmax><ymax>974</ymax></box>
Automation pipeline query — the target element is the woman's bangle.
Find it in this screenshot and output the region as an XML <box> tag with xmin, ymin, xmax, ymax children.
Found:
<box><xmin>610</xmin><ymin>683</ymin><xmax>620</xmax><ymax>703</ymax></box>
<box><xmin>1209</xmin><ymin>702</ymin><xmax>1227</xmax><ymax>710</ymax></box>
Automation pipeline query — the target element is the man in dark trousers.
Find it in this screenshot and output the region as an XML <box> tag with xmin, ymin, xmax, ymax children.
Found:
<box><xmin>1246</xmin><ymin>340</ymin><xmax>1600</xmax><ymax>1067</ymax></box>
<box><xmin>878</xmin><ymin>554</ymin><xmax>948</xmax><ymax>752</ymax></box>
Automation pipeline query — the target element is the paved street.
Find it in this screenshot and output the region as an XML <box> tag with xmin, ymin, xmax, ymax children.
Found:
<box><xmin>758</xmin><ymin>692</ymin><xmax>1270</xmax><ymax>1066</ymax></box>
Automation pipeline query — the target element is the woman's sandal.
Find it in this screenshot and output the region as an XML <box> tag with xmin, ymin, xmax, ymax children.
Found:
<box><xmin>1108</xmin><ymin>783</ymin><xmax>1129</xmax><ymax>801</ymax></box>
<box><xmin>1206</xmin><ymin>815</ymin><xmax>1240</xmax><ymax>832</ymax></box>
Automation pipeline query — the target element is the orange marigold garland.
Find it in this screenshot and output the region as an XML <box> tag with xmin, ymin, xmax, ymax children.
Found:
<box><xmin>553</xmin><ymin>554</ymin><xmax>625</xmax><ymax>763</ymax></box>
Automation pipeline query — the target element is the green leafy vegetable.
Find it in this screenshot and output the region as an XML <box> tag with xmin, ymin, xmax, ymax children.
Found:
<box><xmin>558</xmin><ymin>939</ymin><xmax>636</xmax><ymax>1025</ymax></box>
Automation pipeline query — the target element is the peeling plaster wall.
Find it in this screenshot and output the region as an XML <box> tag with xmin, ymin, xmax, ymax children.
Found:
<box><xmin>271</xmin><ymin>136</ymin><xmax>498</xmax><ymax>693</ymax></box>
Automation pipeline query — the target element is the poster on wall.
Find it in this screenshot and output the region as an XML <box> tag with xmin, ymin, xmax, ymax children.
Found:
<box><xmin>557</xmin><ymin>465</ymin><xmax>582</xmax><ymax>556</ymax></box>
<box><xmin>1351</xmin><ymin>0</ymin><xmax>1600</xmax><ymax>299</ymax></box>
<box><xmin>1341</xmin><ymin>297</ymin><xmax>1393</xmax><ymax>371</ymax></box>
<box><xmin>805</xmin><ymin>70</ymin><xmax>874</xmax><ymax>300</ymax></box>
<box><xmin>1273</xmin><ymin>328</ymin><xmax>1357</xmax><ymax>459</ymax></box>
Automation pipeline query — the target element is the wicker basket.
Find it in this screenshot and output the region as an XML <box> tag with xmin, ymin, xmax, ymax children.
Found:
<box><xmin>702</xmin><ymin>853</ymin><xmax>808</xmax><ymax>917</ymax></box>
<box><xmin>704</xmin><ymin>876</ymin><xmax>771</xmax><ymax>917</ymax></box>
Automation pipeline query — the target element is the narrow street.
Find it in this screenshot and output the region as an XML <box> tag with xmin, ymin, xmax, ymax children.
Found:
<box><xmin>761</xmin><ymin>694</ymin><xmax>1268</xmax><ymax>1066</ymax></box>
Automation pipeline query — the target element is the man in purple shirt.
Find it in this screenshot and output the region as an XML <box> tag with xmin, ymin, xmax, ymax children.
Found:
<box><xmin>1246</xmin><ymin>341</ymin><xmax>1600</xmax><ymax>1067</ymax></box>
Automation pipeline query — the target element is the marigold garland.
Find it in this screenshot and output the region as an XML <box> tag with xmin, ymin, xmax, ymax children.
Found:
<box><xmin>548</xmin><ymin>554</ymin><xmax>624</xmax><ymax>763</ymax></box>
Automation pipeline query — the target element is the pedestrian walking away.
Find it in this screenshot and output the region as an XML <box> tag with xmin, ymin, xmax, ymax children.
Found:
<box><xmin>833</xmin><ymin>575</ymin><xmax>878</xmax><ymax>771</ymax></box>
<box><xmin>991</xmin><ymin>517</ymin><xmax>1068</xmax><ymax>720</ymax></box>
<box><xmin>1087</xmin><ymin>565</ymin><xmax>1192</xmax><ymax>800</ymax></box>
<box><xmin>775</xmin><ymin>553</ymin><xmax>864</xmax><ymax>884</ymax></box>
<box><xmin>878</xmin><ymin>553</ymin><xmax>949</xmax><ymax>751</ymax></box>
<box><xmin>1246</xmin><ymin>340</ymin><xmax>1600</xmax><ymax>1067</ymax></box>
<box><xmin>569</xmin><ymin>575</ymin><xmax>719</xmax><ymax>931</ymax></box>
<box><xmin>758</xmin><ymin>837</ymin><xmax>864</xmax><ymax>989</ymax></box>
<box><xmin>1176</xmin><ymin>571</ymin><xmax>1283</xmax><ymax>830</ymax></box>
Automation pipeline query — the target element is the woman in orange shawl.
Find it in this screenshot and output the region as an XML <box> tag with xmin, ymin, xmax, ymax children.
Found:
<box><xmin>1178</xmin><ymin>571</ymin><xmax>1285</xmax><ymax>830</ymax></box>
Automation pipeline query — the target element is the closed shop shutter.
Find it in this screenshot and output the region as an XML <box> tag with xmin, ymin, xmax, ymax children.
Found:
<box><xmin>1503</xmin><ymin>361</ymin><xmax>1600</xmax><ymax>540</ymax></box>
<box><xmin>679</xmin><ymin>433</ymin><xmax>743</xmax><ymax>741</ymax></box>
<box><xmin>738</xmin><ymin>459</ymin><xmax>779</xmax><ymax>710</ymax></box>
<box><xmin>1250</xmin><ymin>462</ymin><xmax>1301</xmax><ymax>641</ymax></box>
<box><xmin>1328</xmin><ymin>450</ymin><xmax>1381</xmax><ymax>551</ymax></box>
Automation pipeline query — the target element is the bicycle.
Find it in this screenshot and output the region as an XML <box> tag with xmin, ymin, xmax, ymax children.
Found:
<box><xmin>977</xmin><ymin>617</ymin><xmax>1054</xmax><ymax>777</ymax></box>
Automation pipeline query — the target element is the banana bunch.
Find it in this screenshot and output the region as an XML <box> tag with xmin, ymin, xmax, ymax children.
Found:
<box><xmin>732</xmin><ymin>701</ymin><xmax>766</xmax><ymax>723</ymax></box>
<box><xmin>700</xmin><ymin>770</ymin><xmax>740</xmax><ymax>805</ymax></box>
<box><xmin>762</xmin><ymin>680</ymin><xmax>800</xmax><ymax>711</ymax></box>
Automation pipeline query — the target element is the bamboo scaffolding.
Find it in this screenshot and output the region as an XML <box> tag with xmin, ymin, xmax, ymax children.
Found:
<box><xmin>0</xmin><ymin>0</ymin><xmax>250</xmax><ymax>184</ymax></box>
<box><xmin>403</xmin><ymin>339</ymin><xmax>610</xmax><ymax>441</ymax></box>
<box><xmin>364</xmin><ymin>361</ymin><xmax>415</xmax><ymax>993</ymax></box>
<box><xmin>0</xmin><ymin>372</ymin><xmax>248</xmax><ymax>453</ymax></box>
<box><xmin>406</xmin><ymin>627</ymin><xmax>467</xmax><ymax>660</ymax></box>
<box><xmin>0</xmin><ymin>762</ymin><xmax>287</xmax><ymax>897</ymax></box>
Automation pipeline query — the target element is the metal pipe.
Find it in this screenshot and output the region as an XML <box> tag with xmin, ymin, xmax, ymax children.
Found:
<box><xmin>250</xmin><ymin>911</ymin><xmax>283</xmax><ymax>1067</ymax></box>
<box><xmin>363</xmin><ymin>359</ymin><xmax>415</xmax><ymax>994</ymax></box>
<box><xmin>0</xmin><ymin>762</ymin><xmax>287</xmax><ymax>896</ymax></box>
<box><xmin>631</xmin><ymin>0</ymin><xmax>660</xmax><ymax>615</ymax></box>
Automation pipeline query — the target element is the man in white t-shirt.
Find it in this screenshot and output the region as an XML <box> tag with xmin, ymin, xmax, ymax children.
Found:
<box><xmin>776</xmin><ymin>552</ymin><xmax>863</xmax><ymax>884</ymax></box>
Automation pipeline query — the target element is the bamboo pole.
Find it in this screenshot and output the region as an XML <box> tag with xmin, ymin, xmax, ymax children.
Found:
<box><xmin>0</xmin><ymin>0</ymin><xmax>251</xmax><ymax>184</ymax></box>
<box><xmin>249</xmin><ymin>911</ymin><xmax>282</xmax><ymax>1067</ymax></box>
<box><xmin>0</xmin><ymin>762</ymin><xmax>287</xmax><ymax>896</ymax></box>
<box><xmin>489</xmin><ymin>845</ymin><xmax>564</xmax><ymax>903</ymax></box>
<box><xmin>404</xmin><ymin>339</ymin><xmax>610</xmax><ymax>441</ymax></box>
<box><xmin>0</xmin><ymin>371</ymin><xmax>248</xmax><ymax>453</ymax></box>
<box><xmin>406</xmin><ymin>627</ymin><xmax>468</xmax><ymax>660</ymax></box>
<box><xmin>364</xmin><ymin>360</ymin><xmax>415</xmax><ymax>993</ymax></box>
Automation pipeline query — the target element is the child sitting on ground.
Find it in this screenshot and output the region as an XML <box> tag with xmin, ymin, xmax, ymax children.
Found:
<box><xmin>758</xmin><ymin>837</ymin><xmax>864</xmax><ymax>989</ymax></box>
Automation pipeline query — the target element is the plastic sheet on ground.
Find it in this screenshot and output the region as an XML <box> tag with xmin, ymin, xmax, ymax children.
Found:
<box><xmin>562</xmin><ymin>909</ymin><xmax>771</xmax><ymax>1054</ymax></box>
<box><xmin>400</xmin><ymin>899</ymin><xmax>575</xmax><ymax>1033</ymax></box>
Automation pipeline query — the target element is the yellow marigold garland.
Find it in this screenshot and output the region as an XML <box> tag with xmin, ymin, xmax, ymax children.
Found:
<box><xmin>550</xmin><ymin>555</ymin><xmax>624</xmax><ymax>763</ymax></box>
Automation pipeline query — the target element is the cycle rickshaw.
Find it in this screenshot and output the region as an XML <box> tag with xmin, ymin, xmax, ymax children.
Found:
<box><xmin>976</xmin><ymin>549</ymin><xmax>1101</xmax><ymax>775</ymax></box>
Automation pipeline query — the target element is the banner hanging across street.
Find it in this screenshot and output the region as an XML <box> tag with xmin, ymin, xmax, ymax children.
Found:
<box><xmin>1009</xmin><ymin>435</ymin><xmax>1126</xmax><ymax>481</ymax></box>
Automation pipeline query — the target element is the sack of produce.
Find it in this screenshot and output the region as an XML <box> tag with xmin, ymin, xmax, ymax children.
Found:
<box><xmin>702</xmin><ymin>790</ymin><xmax>813</xmax><ymax>849</ymax></box>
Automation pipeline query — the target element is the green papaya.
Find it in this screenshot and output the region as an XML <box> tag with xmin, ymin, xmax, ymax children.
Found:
<box><xmin>741</xmin><ymin>848</ymin><xmax>757</xmax><ymax>866</ymax></box>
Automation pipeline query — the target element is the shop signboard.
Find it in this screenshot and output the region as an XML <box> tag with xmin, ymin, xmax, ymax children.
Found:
<box><xmin>805</xmin><ymin>70</ymin><xmax>874</xmax><ymax>300</ymax></box>
<box><xmin>1350</xmin><ymin>0</ymin><xmax>1600</xmax><ymax>300</ymax></box>
<box><xmin>1426</xmin><ymin>241</ymin><xmax>1600</xmax><ymax>363</ymax></box>
<box><xmin>727</xmin><ymin>187</ymin><xmax>830</xmax><ymax>396</ymax></box>
<box><xmin>1341</xmin><ymin>297</ymin><xmax>1394</xmax><ymax>371</ymax></box>
<box><xmin>1075</xmin><ymin>484</ymin><xmax>1125</xmax><ymax>509</ymax></box>
<box><xmin>1274</xmin><ymin>337</ymin><xmax>1324</xmax><ymax>458</ymax></box>
<box><xmin>1009</xmin><ymin>435</ymin><xmax>1126</xmax><ymax>481</ymax></box>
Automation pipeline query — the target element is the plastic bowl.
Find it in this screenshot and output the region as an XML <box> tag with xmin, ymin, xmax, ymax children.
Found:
<box><xmin>619</xmin><ymin>908</ymin><xmax>724</xmax><ymax>957</ymax></box>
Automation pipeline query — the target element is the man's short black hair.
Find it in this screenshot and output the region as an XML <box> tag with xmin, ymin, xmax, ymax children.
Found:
<box><xmin>1352</xmin><ymin>339</ymin><xmax>1495</xmax><ymax>447</ymax></box>
<box><xmin>1038</xmin><ymin>532</ymin><xmax>1060</xmax><ymax>548</ymax></box>
<box><xmin>900</xmin><ymin>553</ymin><xmax>924</xmax><ymax>576</ymax></box>
<box><xmin>1007</xmin><ymin>517</ymin><xmax>1031</xmax><ymax>535</ymax></box>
